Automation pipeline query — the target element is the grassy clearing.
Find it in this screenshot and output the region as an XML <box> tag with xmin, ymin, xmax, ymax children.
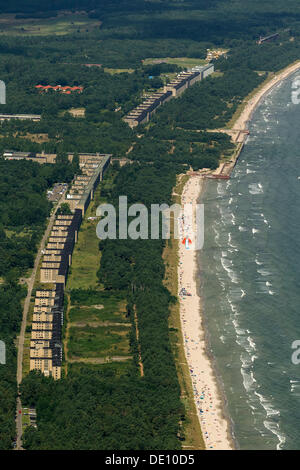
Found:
<box><xmin>21</xmin><ymin>133</ymin><xmax>50</xmax><ymax>143</ymax></box>
<box><xmin>67</xmin><ymin>174</ymin><xmax>116</xmax><ymax>290</ymax></box>
<box><xmin>69</xmin><ymin>302</ymin><xmax>128</xmax><ymax>324</ymax></box>
<box><xmin>104</xmin><ymin>68</ymin><xmax>135</xmax><ymax>74</ymax></box>
<box><xmin>212</xmin><ymin>71</ymin><xmax>224</xmax><ymax>78</ymax></box>
<box><xmin>0</xmin><ymin>13</ymin><xmax>101</xmax><ymax>36</ymax></box>
<box><xmin>67</xmin><ymin>199</ymin><xmax>101</xmax><ymax>290</ymax></box>
<box><xmin>163</xmin><ymin>174</ymin><xmax>205</xmax><ymax>450</ymax></box>
<box><xmin>22</xmin><ymin>296</ymin><xmax>35</xmax><ymax>379</ymax></box>
<box><xmin>143</xmin><ymin>57</ymin><xmax>207</xmax><ymax>69</ymax></box>
<box><xmin>68</xmin><ymin>360</ymin><xmax>134</xmax><ymax>377</ymax></box>
<box><xmin>68</xmin><ymin>325</ymin><xmax>131</xmax><ymax>359</ymax></box>
<box><xmin>67</xmin><ymin>108</ymin><xmax>85</xmax><ymax>118</ymax></box>
<box><xmin>21</xmin><ymin>409</ymin><xmax>31</xmax><ymax>430</ymax></box>
<box><xmin>69</xmin><ymin>290</ymin><xmax>128</xmax><ymax>324</ymax></box>
<box><xmin>5</xmin><ymin>228</ymin><xmax>32</xmax><ymax>238</ymax></box>
<box><xmin>67</xmin><ymin>219</ymin><xmax>101</xmax><ymax>289</ymax></box>
<box><xmin>70</xmin><ymin>289</ymin><xmax>124</xmax><ymax>306</ymax></box>
<box><xmin>22</xmin><ymin>332</ymin><xmax>31</xmax><ymax>378</ymax></box>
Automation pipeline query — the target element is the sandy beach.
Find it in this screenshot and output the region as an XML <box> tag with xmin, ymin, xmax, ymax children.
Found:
<box><xmin>233</xmin><ymin>60</ymin><xmax>300</xmax><ymax>131</ymax></box>
<box><xmin>178</xmin><ymin>175</ymin><xmax>233</xmax><ymax>450</ymax></box>
<box><xmin>177</xmin><ymin>60</ymin><xmax>300</xmax><ymax>450</ymax></box>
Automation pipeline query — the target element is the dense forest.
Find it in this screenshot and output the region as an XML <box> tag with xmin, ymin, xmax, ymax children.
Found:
<box><xmin>0</xmin><ymin>158</ymin><xmax>76</xmax><ymax>279</ymax></box>
<box><xmin>1</xmin><ymin>0</ymin><xmax>300</xmax><ymax>450</ymax></box>
<box><xmin>0</xmin><ymin>283</ymin><xmax>26</xmax><ymax>450</ymax></box>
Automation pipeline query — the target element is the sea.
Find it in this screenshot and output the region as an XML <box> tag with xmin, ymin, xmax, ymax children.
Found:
<box><xmin>198</xmin><ymin>71</ymin><xmax>300</xmax><ymax>450</ymax></box>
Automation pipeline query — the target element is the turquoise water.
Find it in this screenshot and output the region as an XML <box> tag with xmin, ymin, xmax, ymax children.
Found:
<box><xmin>199</xmin><ymin>72</ymin><xmax>300</xmax><ymax>450</ymax></box>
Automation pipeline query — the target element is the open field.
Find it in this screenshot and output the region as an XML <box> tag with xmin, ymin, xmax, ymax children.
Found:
<box><xmin>67</xmin><ymin>292</ymin><xmax>131</xmax><ymax>363</ymax></box>
<box><xmin>67</xmin><ymin>217</ymin><xmax>101</xmax><ymax>290</ymax></box>
<box><xmin>21</xmin><ymin>133</ymin><xmax>50</xmax><ymax>143</ymax></box>
<box><xmin>143</xmin><ymin>57</ymin><xmax>207</xmax><ymax>69</ymax></box>
<box><xmin>0</xmin><ymin>12</ymin><xmax>101</xmax><ymax>36</ymax></box>
<box><xmin>69</xmin><ymin>302</ymin><xmax>128</xmax><ymax>324</ymax></box>
<box><xmin>67</xmin><ymin>170</ymin><xmax>119</xmax><ymax>290</ymax></box>
<box><xmin>104</xmin><ymin>68</ymin><xmax>135</xmax><ymax>75</ymax></box>
<box><xmin>67</xmin><ymin>108</ymin><xmax>85</xmax><ymax>118</ymax></box>
<box><xmin>21</xmin><ymin>409</ymin><xmax>30</xmax><ymax>429</ymax></box>
<box><xmin>22</xmin><ymin>332</ymin><xmax>31</xmax><ymax>378</ymax></box>
<box><xmin>67</xmin><ymin>175</ymin><xmax>117</xmax><ymax>290</ymax></box>
<box><xmin>68</xmin><ymin>360</ymin><xmax>134</xmax><ymax>377</ymax></box>
<box><xmin>68</xmin><ymin>325</ymin><xmax>131</xmax><ymax>359</ymax></box>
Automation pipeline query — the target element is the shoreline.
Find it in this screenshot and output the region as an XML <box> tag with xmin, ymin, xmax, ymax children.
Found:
<box><xmin>233</xmin><ymin>60</ymin><xmax>300</xmax><ymax>132</ymax></box>
<box><xmin>177</xmin><ymin>60</ymin><xmax>300</xmax><ymax>450</ymax></box>
<box><xmin>207</xmin><ymin>60</ymin><xmax>300</xmax><ymax>178</ymax></box>
<box><xmin>178</xmin><ymin>175</ymin><xmax>234</xmax><ymax>450</ymax></box>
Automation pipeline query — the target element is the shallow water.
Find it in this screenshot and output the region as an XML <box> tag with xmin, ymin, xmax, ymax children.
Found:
<box><xmin>199</xmin><ymin>71</ymin><xmax>300</xmax><ymax>450</ymax></box>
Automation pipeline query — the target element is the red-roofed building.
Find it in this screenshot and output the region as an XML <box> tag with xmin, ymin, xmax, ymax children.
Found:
<box><xmin>35</xmin><ymin>84</ymin><xmax>83</xmax><ymax>94</ymax></box>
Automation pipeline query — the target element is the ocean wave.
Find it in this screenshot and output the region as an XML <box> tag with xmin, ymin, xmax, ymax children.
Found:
<box><xmin>263</xmin><ymin>420</ymin><xmax>286</xmax><ymax>451</ymax></box>
<box><xmin>248</xmin><ymin>390</ymin><xmax>286</xmax><ymax>449</ymax></box>
<box><xmin>241</xmin><ymin>366</ymin><xmax>257</xmax><ymax>392</ymax></box>
<box><xmin>247</xmin><ymin>336</ymin><xmax>257</xmax><ymax>351</ymax></box>
<box><xmin>217</xmin><ymin>183</ymin><xmax>227</xmax><ymax>197</ymax></box>
<box><xmin>257</xmin><ymin>268</ymin><xmax>272</xmax><ymax>276</ymax></box>
<box><xmin>221</xmin><ymin>258</ymin><xmax>239</xmax><ymax>284</ymax></box>
<box><xmin>228</xmin><ymin>232</ymin><xmax>238</xmax><ymax>249</ymax></box>
<box><xmin>249</xmin><ymin>183</ymin><xmax>264</xmax><ymax>195</ymax></box>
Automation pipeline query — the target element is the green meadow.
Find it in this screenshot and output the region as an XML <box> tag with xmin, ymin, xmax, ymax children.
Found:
<box><xmin>143</xmin><ymin>57</ymin><xmax>207</xmax><ymax>69</ymax></box>
<box><xmin>0</xmin><ymin>13</ymin><xmax>101</xmax><ymax>36</ymax></box>
<box><xmin>68</xmin><ymin>325</ymin><xmax>131</xmax><ymax>359</ymax></box>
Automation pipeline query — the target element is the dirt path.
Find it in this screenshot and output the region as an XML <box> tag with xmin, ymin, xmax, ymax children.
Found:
<box><xmin>68</xmin><ymin>356</ymin><xmax>132</xmax><ymax>364</ymax></box>
<box><xmin>71</xmin><ymin>321</ymin><xmax>131</xmax><ymax>328</ymax></box>
<box><xmin>63</xmin><ymin>292</ymin><xmax>71</xmax><ymax>377</ymax></box>
<box><xmin>16</xmin><ymin>195</ymin><xmax>66</xmax><ymax>451</ymax></box>
<box><xmin>134</xmin><ymin>306</ymin><xmax>144</xmax><ymax>377</ymax></box>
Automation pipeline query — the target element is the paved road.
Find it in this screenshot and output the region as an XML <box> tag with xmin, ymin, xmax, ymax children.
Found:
<box><xmin>15</xmin><ymin>195</ymin><xmax>66</xmax><ymax>450</ymax></box>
